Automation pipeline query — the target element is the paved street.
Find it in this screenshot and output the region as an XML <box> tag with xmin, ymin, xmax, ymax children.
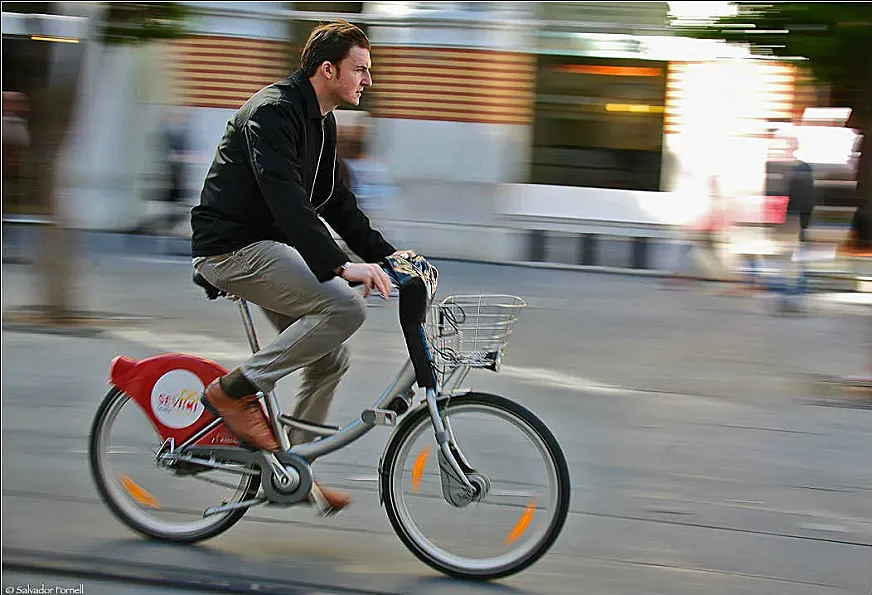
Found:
<box><xmin>2</xmin><ymin>254</ymin><xmax>871</xmax><ymax>594</ymax></box>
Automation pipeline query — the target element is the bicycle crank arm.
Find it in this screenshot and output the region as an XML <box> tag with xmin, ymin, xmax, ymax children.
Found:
<box><xmin>308</xmin><ymin>483</ymin><xmax>334</xmax><ymax>517</ymax></box>
<box><xmin>203</xmin><ymin>496</ymin><xmax>267</xmax><ymax>518</ymax></box>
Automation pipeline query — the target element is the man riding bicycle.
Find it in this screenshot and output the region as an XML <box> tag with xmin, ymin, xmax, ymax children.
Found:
<box><xmin>190</xmin><ymin>21</ymin><xmax>413</xmax><ymax>510</ymax></box>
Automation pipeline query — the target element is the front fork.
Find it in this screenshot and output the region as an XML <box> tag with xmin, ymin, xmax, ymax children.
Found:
<box><xmin>425</xmin><ymin>387</ymin><xmax>489</xmax><ymax>507</ymax></box>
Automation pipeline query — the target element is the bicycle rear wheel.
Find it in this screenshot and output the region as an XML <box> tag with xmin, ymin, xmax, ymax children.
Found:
<box><xmin>89</xmin><ymin>387</ymin><xmax>260</xmax><ymax>542</ymax></box>
<box><xmin>381</xmin><ymin>392</ymin><xmax>570</xmax><ymax>579</ymax></box>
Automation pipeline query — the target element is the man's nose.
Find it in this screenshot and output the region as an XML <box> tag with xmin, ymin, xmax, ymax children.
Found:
<box><xmin>363</xmin><ymin>71</ymin><xmax>372</xmax><ymax>87</ymax></box>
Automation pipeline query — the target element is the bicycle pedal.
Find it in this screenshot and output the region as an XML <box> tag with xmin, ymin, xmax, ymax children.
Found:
<box><xmin>308</xmin><ymin>483</ymin><xmax>333</xmax><ymax>516</ymax></box>
<box><xmin>362</xmin><ymin>408</ymin><xmax>397</xmax><ymax>426</ymax></box>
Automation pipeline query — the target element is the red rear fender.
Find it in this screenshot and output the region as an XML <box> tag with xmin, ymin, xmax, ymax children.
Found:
<box><xmin>110</xmin><ymin>355</ymin><xmax>138</xmax><ymax>385</ymax></box>
<box><xmin>107</xmin><ymin>353</ymin><xmax>237</xmax><ymax>446</ymax></box>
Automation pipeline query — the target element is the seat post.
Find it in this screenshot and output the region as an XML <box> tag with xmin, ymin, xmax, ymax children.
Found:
<box><xmin>237</xmin><ymin>299</ymin><xmax>260</xmax><ymax>354</ymax></box>
<box><xmin>236</xmin><ymin>297</ymin><xmax>292</xmax><ymax>452</ymax></box>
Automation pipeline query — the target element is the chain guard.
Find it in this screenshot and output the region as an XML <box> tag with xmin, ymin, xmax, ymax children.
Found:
<box><xmin>260</xmin><ymin>450</ymin><xmax>314</xmax><ymax>506</ymax></box>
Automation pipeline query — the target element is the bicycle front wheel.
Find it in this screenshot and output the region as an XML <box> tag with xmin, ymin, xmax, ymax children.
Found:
<box><xmin>381</xmin><ymin>392</ymin><xmax>570</xmax><ymax>580</ymax></box>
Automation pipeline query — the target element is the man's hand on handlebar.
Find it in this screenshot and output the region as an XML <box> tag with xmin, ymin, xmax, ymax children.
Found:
<box><xmin>338</xmin><ymin>262</ymin><xmax>394</xmax><ymax>299</ymax></box>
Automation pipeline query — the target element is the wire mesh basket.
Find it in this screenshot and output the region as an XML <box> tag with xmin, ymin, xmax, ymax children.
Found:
<box><xmin>425</xmin><ymin>294</ymin><xmax>527</xmax><ymax>373</ymax></box>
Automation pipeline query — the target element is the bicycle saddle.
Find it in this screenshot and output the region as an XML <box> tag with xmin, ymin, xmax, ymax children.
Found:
<box><xmin>193</xmin><ymin>270</ymin><xmax>227</xmax><ymax>300</ymax></box>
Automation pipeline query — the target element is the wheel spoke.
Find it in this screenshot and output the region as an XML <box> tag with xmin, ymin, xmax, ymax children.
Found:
<box><xmin>489</xmin><ymin>490</ymin><xmax>537</xmax><ymax>498</ymax></box>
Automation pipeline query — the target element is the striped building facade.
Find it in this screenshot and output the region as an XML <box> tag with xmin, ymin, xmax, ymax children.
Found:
<box><xmin>370</xmin><ymin>46</ymin><xmax>536</xmax><ymax>126</ymax></box>
<box><xmin>165</xmin><ymin>35</ymin><xmax>293</xmax><ymax>109</ymax></box>
<box><xmin>164</xmin><ymin>37</ymin><xmax>538</xmax><ymax>127</ymax></box>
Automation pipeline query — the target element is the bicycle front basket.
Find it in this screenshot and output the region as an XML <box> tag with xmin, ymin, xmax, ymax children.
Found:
<box><xmin>424</xmin><ymin>294</ymin><xmax>526</xmax><ymax>372</ymax></box>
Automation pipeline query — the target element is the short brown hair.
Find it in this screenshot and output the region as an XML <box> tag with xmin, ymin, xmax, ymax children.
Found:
<box><xmin>300</xmin><ymin>21</ymin><xmax>370</xmax><ymax>77</ymax></box>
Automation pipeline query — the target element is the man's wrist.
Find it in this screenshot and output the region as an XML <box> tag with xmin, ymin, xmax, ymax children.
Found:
<box><xmin>336</xmin><ymin>261</ymin><xmax>351</xmax><ymax>278</ymax></box>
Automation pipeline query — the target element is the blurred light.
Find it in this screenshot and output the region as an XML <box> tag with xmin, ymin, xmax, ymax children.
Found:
<box><xmin>792</xmin><ymin>126</ymin><xmax>860</xmax><ymax>166</ymax></box>
<box><xmin>380</xmin><ymin>2</ymin><xmax>412</xmax><ymax>17</ymax></box>
<box><xmin>605</xmin><ymin>104</ymin><xmax>665</xmax><ymax>113</ymax></box>
<box><xmin>553</xmin><ymin>65</ymin><xmax>662</xmax><ymax>77</ymax></box>
<box><xmin>803</xmin><ymin>107</ymin><xmax>852</xmax><ymax>126</ymax></box>
<box><xmin>30</xmin><ymin>35</ymin><xmax>79</xmax><ymax>44</ymax></box>
<box><xmin>668</xmin><ymin>1</ymin><xmax>737</xmax><ymax>24</ymax></box>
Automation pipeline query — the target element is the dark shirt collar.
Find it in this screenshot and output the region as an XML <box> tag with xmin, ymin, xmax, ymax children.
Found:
<box><xmin>291</xmin><ymin>69</ymin><xmax>323</xmax><ymax>119</ymax></box>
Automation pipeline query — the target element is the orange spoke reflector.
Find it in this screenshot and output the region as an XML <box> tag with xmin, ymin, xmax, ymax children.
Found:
<box><xmin>412</xmin><ymin>446</ymin><xmax>431</xmax><ymax>493</ymax></box>
<box><xmin>505</xmin><ymin>498</ymin><xmax>536</xmax><ymax>545</ymax></box>
<box><xmin>119</xmin><ymin>474</ymin><xmax>162</xmax><ymax>508</ymax></box>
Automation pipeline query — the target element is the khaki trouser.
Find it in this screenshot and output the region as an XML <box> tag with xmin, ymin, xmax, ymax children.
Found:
<box><xmin>194</xmin><ymin>240</ymin><xmax>365</xmax><ymax>444</ymax></box>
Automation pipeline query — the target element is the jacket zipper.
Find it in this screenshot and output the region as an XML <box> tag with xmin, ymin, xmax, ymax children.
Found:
<box><xmin>311</xmin><ymin>117</ymin><xmax>336</xmax><ymax>211</ymax></box>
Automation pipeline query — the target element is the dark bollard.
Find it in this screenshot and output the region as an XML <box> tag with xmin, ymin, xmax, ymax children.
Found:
<box><xmin>632</xmin><ymin>237</ymin><xmax>649</xmax><ymax>269</ymax></box>
<box><xmin>579</xmin><ymin>234</ymin><xmax>598</xmax><ymax>266</ymax></box>
<box><xmin>529</xmin><ymin>230</ymin><xmax>547</xmax><ymax>262</ymax></box>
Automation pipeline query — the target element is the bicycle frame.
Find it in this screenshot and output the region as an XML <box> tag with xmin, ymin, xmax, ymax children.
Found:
<box><xmin>196</xmin><ymin>296</ymin><xmax>473</xmax><ymax>466</ymax></box>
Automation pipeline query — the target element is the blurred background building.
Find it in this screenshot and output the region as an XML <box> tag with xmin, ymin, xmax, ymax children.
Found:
<box><xmin>2</xmin><ymin>2</ymin><xmax>865</xmax><ymax>271</ymax></box>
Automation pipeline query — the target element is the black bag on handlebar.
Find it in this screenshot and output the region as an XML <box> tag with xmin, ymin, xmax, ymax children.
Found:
<box><xmin>382</xmin><ymin>255</ymin><xmax>439</xmax><ymax>390</ymax></box>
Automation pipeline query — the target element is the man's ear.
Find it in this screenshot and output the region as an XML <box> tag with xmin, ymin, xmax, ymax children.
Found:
<box><xmin>321</xmin><ymin>61</ymin><xmax>334</xmax><ymax>80</ymax></box>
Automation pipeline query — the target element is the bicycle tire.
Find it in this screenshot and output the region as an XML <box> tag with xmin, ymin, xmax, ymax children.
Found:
<box><xmin>89</xmin><ymin>386</ymin><xmax>260</xmax><ymax>543</ymax></box>
<box><xmin>380</xmin><ymin>392</ymin><xmax>570</xmax><ymax>580</ymax></box>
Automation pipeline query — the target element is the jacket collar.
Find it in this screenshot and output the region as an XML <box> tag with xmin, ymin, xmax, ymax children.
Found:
<box><xmin>291</xmin><ymin>69</ymin><xmax>324</xmax><ymax>119</ymax></box>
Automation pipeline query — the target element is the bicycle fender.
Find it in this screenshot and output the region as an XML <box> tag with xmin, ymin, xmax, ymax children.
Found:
<box><xmin>109</xmin><ymin>353</ymin><xmax>242</xmax><ymax>448</ymax></box>
<box><xmin>377</xmin><ymin>400</ymin><xmax>428</xmax><ymax>506</ymax></box>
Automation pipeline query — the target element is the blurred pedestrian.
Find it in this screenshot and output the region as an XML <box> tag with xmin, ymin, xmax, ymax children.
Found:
<box><xmin>343</xmin><ymin>119</ymin><xmax>395</xmax><ymax>223</ymax></box>
<box><xmin>770</xmin><ymin>135</ymin><xmax>816</xmax><ymax>312</ymax></box>
<box><xmin>663</xmin><ymin>174</ymin><xmax>732</xmax><ymax>287</ymax></box>
<box><xmin>334</xmin><ymin>117</ymin><xmax>397</xmax><ymax>270</ymax></box>
<box><xmin>132</xmin><ymin>111</ymin><xmax>192</xmax><ymax>235</ymax></box>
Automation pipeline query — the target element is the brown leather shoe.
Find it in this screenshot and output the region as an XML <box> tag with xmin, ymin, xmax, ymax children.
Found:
<box><xmin>201</xmin><ymin>379</ymin><xmax>280</xmax><ymax>451</ymax></box>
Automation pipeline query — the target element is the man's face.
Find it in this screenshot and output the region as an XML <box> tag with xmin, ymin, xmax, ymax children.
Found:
<box><xmin>332</xmin><ymin>45</ymin><xmax>372</xmax><ymax>107</ymax></box>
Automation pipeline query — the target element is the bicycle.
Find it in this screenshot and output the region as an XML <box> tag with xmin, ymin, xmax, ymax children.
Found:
<box><xmin>89</xmin><ymin>254</ymin><xmax>570</xmax><ymax>580</ymax></box>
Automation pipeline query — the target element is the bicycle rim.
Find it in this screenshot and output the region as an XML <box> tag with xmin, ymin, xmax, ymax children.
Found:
<box><xmin>91</xmin><ymin>388</ymin><xmax>258</xmax><ymax>540</ymax></box>
<box><xmin>385</xmin><ymin>394</ymin><xmax>569</xmax><ymax>578</ymax></box>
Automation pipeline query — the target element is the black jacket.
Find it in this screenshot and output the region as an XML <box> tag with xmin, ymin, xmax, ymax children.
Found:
<box><xmin>191</xmin><ymin>69</ymin><xmax>395</xmax><ymax>281</ymax></box>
